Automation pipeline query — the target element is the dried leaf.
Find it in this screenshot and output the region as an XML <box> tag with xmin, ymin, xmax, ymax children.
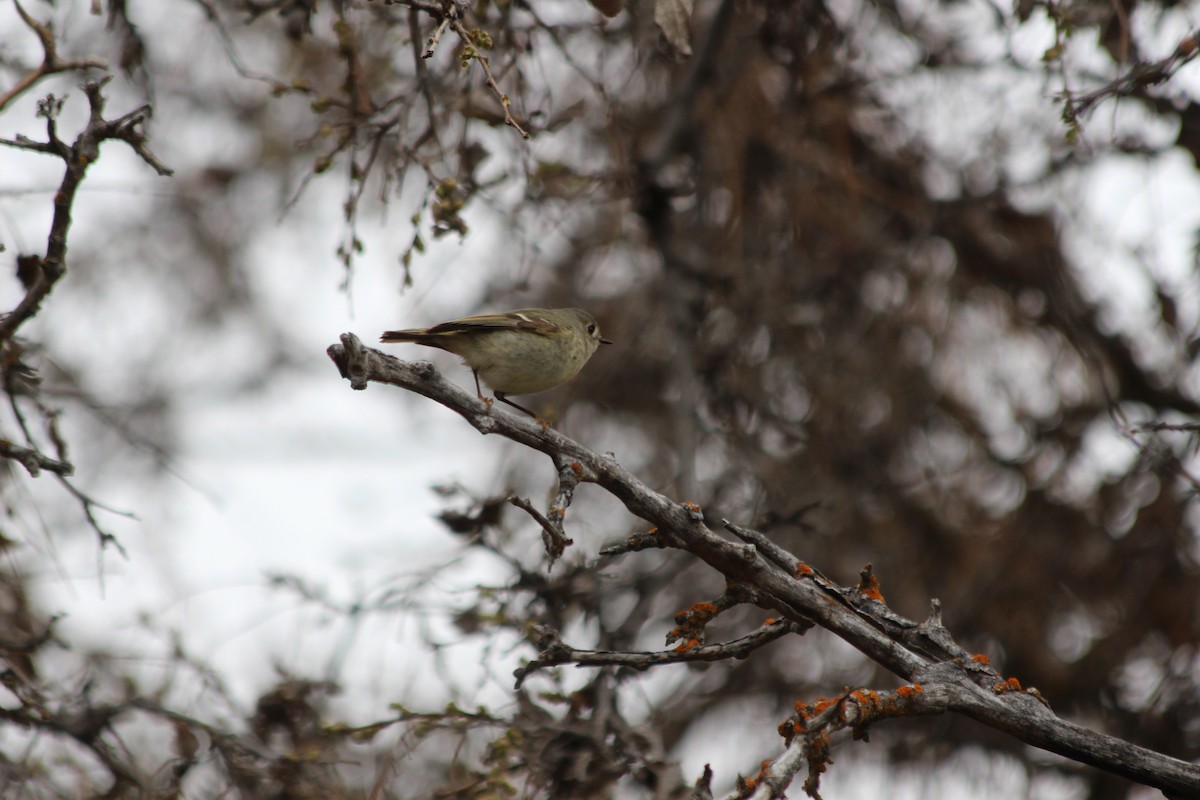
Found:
<box><xmin>654</xmin><ymin>0</ymin><xmax>694</xmax><ymax>55</ymax></box>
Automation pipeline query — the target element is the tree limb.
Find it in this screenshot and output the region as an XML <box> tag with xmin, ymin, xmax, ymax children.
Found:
<box><xmin>327</xmin><ymin>332</ymin><xmax>1200</xmax><ymax>797</ymax></box>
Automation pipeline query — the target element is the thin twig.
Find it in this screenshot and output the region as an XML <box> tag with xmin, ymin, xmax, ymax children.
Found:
<box><xmin>509</xmin><ymin>495</ymin><xmax>572</xmax><ymax>562</ymax></box>
<box><xmin>0</xmin><ymin>0</ymin><xmax>107</xmax><ymax>114</ymax></box>
<box><xmin>423</xmin><ymin>16</ymin><xmax>453</xmax><ymax>58</ymax></box>
<box><xmin>450</xmin><ymin>20</ymin><xmax>530</xmax><ymax>139</ymax></box>
<box><xmin>1064</xmin><ymin>30</ymin><xmax>1200</xmax><ymax>120</ymax></box>
<box><xmin>0</xmin><ymin>79</ymin><xmax>171</xmax><ymax>348</ymax></box>
<box><xmin>514</xmin><ymin>619</ymin><xmax>803</xmax><ymax>687</ymax></box>
<box><xmin>0</xmin><ymin>439</ymin><xmax>72</xmax><ymax>477</ymax></box>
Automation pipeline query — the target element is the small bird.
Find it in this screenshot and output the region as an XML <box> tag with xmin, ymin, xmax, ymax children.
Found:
<box><xmin>380</xmin><ymin>307</ymin><xmax>611</xmax><ymax>424</ymax></box>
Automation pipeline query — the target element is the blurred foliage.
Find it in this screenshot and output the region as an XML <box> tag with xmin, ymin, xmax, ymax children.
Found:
<box><xmin>2</xmin><ymin>0</ymin><xmax>1200</xmax><ymax>797</ymax></box>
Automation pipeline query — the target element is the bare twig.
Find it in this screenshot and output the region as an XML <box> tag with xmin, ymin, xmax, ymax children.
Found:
<box><xmin>409</xmin><ymin>7</ymin><xmax>442</xmax><ymax>138</ymax></box>
<box><xmin>514</xmin><ymin>619</ymin><xmax>804</xmax><ymax>687</ymax></box>
<box><xmin>0</xmin><ymin>79</ymin><xmax>171</xmax><ymax>348</ymax></box>
<box><xmin>0</xmin><ymin>74</ymin><xmax>160</xmax><ymax>561</ymax></box>
<box><xmin>666</xmin><ymin>583</ymin><xmax>767</xmax><ymax>647</ymax></box>
<box><xmin>1135</xmin><ymin>420</ymin><xmax>1200</xmax><ymax>433</ymax></box>
<box><xmin>1064</xmin><ymin>30</ymin><xmax>1200</xmax><ymax>121</ymax></box>
<box><xmin>450</xmin><ymin>20</ymin><xmax>530</xmax><ymax>139</ymax></box>
<box><xmin>722</xmin><ymin>518</ymin><xmax>801</xmax><ymax>572</ymax></box>
<box><xmin>0</xmin><ymin>1</ymin><xmax>107</xmax><ymax>114</ymax></box>
<box><xmin>507</xmin><ymin>453</ymin><xmax>591</xmax><ymax>562</ymax></box>
<box><xmin>56</xmin><ymin>476</ymin><xmax>134</xmax><ymax>559</ymax></box>
<box><xmin>423</xmin><ymin>16</ymin><xmax>453</xmax><ymax>58</ymax></box>
<box><xmin>509</xmin><ymin>495</ymin><xmax>572</xmax><ymax>562</ymax></box>
<box><xmin>599</xmin><ymin>527</ymin><xmax>671</xmax><ymax>556</ymax></box>
<box><xmin>0</xmin><ymin>439</ymin><xmax>73</xmax><ymax>477</ymax></box>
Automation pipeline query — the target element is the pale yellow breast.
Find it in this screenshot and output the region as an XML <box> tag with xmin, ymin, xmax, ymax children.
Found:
<box><xmin>466</xmin><ymin>330</ymin><xmax>590</xmax><ymax>396</ymax></box>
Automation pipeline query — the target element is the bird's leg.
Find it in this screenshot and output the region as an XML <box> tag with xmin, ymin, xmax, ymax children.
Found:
<box><xmin>473</xmin><ymin>370</ymin><xmax>494</xmax><ymax>411</ymax></box>
<box><xmin>495</xmin><ymin>392</ymin><xmax>549</xmax><ymax>431</ymax></box>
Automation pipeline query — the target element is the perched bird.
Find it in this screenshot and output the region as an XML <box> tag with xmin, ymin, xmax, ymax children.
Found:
<box><xmin>380</xmin><ymin>307</ymin><xmax>611</xmax><ymax>423</ymax></box>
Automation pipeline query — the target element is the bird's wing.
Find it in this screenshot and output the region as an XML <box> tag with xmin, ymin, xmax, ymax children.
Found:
<box><xmin>425</xmin><ymin>310</ymin><xmax>561</xmax><ymax>336</ymax></box>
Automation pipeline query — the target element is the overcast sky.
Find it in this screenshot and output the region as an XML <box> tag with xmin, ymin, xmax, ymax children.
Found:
<box><xmin>4</xmin><ymin>1</ymin><xmax>1200</xmax><ymax>797</ymax></box>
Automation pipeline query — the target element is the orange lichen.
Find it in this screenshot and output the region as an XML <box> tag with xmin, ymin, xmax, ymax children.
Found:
<box><xmin>692</xmin><ymin>603</ymin><xmax>719</xmax><ymax>622</ymax></box>
<box><xmin>895</xmin><ymin>683</ymin><xmax>923</xmax><ymax>699</ymax></box>
<box><xmin>778</xmin><ymin>717</ymin><xmax>803</xmax><ymax>738</ymax></box>
<box><xmin>809</xmin><ymin>697</ymin><xmax>838</xmax><ymax>716</ymax></box>
<box><xmin>737</xmin><ymin>760</ymin><xmax>774</xmax><ymax>795</ymax></box>
<box><xmin>673</xmin><ymin>602</ymin><xmax>718</xmax><ymax>624</ymax></box>
<box><xmin>801</xmin><ymin>730</ymin><xmax>833</xmax><ymax>797</ymax></box>
<box><xmin>682</xmin><ymin>501</ymin><xmax>703</xmax><ymax>513</ymax></box>
<box><xmin>667</xmin><ymin>602</ymin><xmax>721</xmax><ymax>645</ymax></box>
<box><xmin>856</xmin><ymin>571</ymin><xmax>886</xmax><ymax>603</ymax></box>
<box><xmin>763</xmin><ymin>617</ymin><xmax>778</xmax><ymax>625</ymax></box>
<box><xmin>569</xmin><ymin>461</ymin><xmax>584</xmax><ymax>477</ymax></box>
<box><xmin>796</xmin><ymin>562</ymin><xmax>814</xmax><ymax>577</ymax></box>
<box><xmin>993</xmin><ymin>676</ymin><xmax>1023</xmax><ymax>693</ymax></box>
<box><xmin>847</xmin><ymin>690</ymin><xmax>875</xmax><ymax>717</ymax></box>
<box><xmin>673</xmin><ymin>638</ymin><xmax>701</xmax><ymax>653</ymax></box>
<box><xmin>971</xmin><ymin>654</ymin><xmax>990</xmax><ymax>665</ymax></box>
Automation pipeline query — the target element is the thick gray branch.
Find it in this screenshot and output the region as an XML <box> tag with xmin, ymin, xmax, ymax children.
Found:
<box><xmin>327</xmin><ymin>332</ymin><xmax>1200</xmax><ymax>798</ymax></box>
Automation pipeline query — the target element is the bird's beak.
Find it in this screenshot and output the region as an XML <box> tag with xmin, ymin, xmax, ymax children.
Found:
<box><xmin>600</xmin><ymin>337</ymin><xmax>614</xmax><ymax>345</ymax></box>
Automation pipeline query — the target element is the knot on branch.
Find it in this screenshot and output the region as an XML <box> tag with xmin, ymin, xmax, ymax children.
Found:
<box><xmin>328</xmin><ymin>332</ymin><xmax>371</xmax><ymax>390</ymax></box>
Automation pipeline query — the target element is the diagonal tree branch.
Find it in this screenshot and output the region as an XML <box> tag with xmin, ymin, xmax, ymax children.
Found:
<box><xmin>327</xmin><ymin>332</ymin><xmax>1200</xmax><ymax>798</ymax></box>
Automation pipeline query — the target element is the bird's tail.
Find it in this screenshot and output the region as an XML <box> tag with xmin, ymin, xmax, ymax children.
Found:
<box><xmin>380</xmin><ymin>328</ymin><xmax>439</xmax><ymax>345</ymax></box>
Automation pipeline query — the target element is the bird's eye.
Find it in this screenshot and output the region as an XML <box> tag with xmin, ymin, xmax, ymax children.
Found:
<box><xmin>587</xmin><ymin>324</ymin><xmax>596</xmax><ymax>334</ymax></box>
